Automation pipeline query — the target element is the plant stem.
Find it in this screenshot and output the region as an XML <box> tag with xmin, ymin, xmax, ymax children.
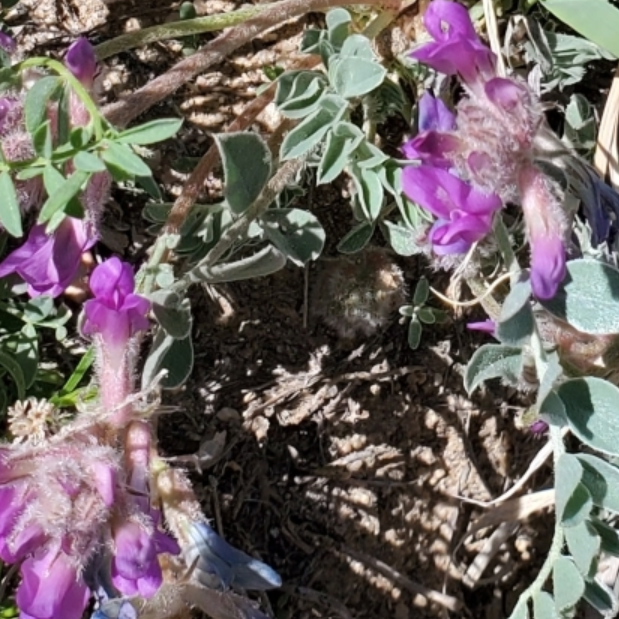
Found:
<box><xmin>493</xmin><ymin>213</ymin><xmax>519</xmax><ymax>278</ymax></box>
<box><xmin>18</xmin><ymin>57</ymin><xmax>104</xmax><ymax>141</ymax></box>
<box><xmin>102</xmin><ymin>0</ymin><xmax>401</xmax><ymax>128</ymax></box>
<box><xmin>181</xmin><ymin>156</ymin><xmax>306</xmax><ymax>287</ymax></box>
<box><xmin>508</xmin><ymin>424</ymin><xmax>565</xmax><ymax>618</ymax></box>
<box><xmin>95</xmin><ymin>5</ymin><xmax>277</xmax><ymax>60</ymax></box>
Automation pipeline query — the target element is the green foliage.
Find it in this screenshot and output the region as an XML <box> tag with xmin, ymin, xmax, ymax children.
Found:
<box><xmin>540</xmin><ymin>259</ymin><xmax>619</xmax><ymax>335</ymax></box>
<box><xmin>398</xmin><ymin>278</ymin><xmax>446</xmax><ymax>350</ymax></box>
<box><xmin>539</xmin><ymin>0</ymin><xmax>619</xmax><ymax>58</ymax></box>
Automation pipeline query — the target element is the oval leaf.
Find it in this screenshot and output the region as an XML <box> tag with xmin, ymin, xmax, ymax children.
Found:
<box><xmin>464</xmin><ymin>344</ymin><xmax>522</xmax><ymax>395</ymax></box>
<box><xmin>214</xmin><ymin>132</ymin><xmax>272</xmax><ymax>215</ymax></box>
<box><xmin>556</xmin><ymin>377</ymin><xmax>619</xmax><ymax>456</ymax></box>
<box><xmin>0</xmin><ymin>171</ymin><xmax>23</xmax><ymax>237</ymax></box>
<box><xmin>540</xmin><ymin>259</ymin><xmax>619</xmax><ymax>334</ymax></box>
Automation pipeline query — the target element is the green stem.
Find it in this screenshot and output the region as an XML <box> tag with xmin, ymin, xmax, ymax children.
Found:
<box><xmin>136</xmin><ymin>234</ymin><xmax>174</xmax><ymax>295</ymax></box>
<box><xmin>493</xmin><ymin>213</ymin><xmax>519</xmax><ymax>277</ymax></box>
<box><xmin>180</xmin><ymin>156</ymin><xmax>306</xmax><ymax>288</ymax></box>
<box><xmin>508</xmin><ymin>425</ymin><xmax>565</xmax><ymax>618</ymax></box>
<box><xmin>95</xmin><ymin>5</ymin><xmax>275</xmax><ymax>60</ymax></box>
<box><xmin>16</xmin><ymin>57</ymin><xmax>104</xmax><ymax>141</ymax></box>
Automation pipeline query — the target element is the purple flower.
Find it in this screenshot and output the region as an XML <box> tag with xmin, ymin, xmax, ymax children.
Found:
<box><xmin>518</xmin><ymin>164</ymin><xmax>567</xmax><ymax>300</ymax></box>
<box><xmin>111</xmin><ymin>520</ymin><xmax>179</xmax><ymax>597</ymax></box>
<box><xmin>83</xmin><ymin>257</ymin><xmax>150</xmax><ymax>350</ymax></box>
<box><xmin>65</xmin><ymin>38</ymin><xmax>96</xmax><ymax>88</ymax></box>
<box><xmin>467</xmin><ymin>320</ymin><xmax>496</xmax><ymax>335</ymax></box>
<box><xmin>0</xmin><ymin>216</ymin><xmax>94</xmax><ymax>297</ymax></box>
<box><xmin>402</xmin><ymin>165</ymin><xmax>501</xmax><ymax>254</ymax></box>
<box><xmin>0</xmin><ymin>32</ymin><xmax>15</xmax><ymax>54</ymax></box>
<box><xmin>529</xmin><ymin>419</ymin><xmax>549</xmax><ymax>436</ymax></box>
<box><xmin>411</xmin><ymin>0</ymin><xmax>495</xmax><ymax>89</ymax></box>
<box><xmin>402</xmin><ymin>93</ymin><xmax>460</xmax><ymax>167</ymax></box>
<box><xmin>17</xmin><ymin>549</ymin><xmax>90</xmax><ymax>619</ymax></box>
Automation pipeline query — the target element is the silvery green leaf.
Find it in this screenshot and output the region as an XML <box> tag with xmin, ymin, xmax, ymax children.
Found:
<box><xmin>539</xmin><ymin>0</ymin><xmax>619</xmax><ymax>58</ymax></box>
<box><xmin>260</xmin><ymin>208</ymin><xmax>325</xmax><ymax>266</ymax></box>
<box><xmin>532</xmin><ymin>591</ymin><xmax>557</xmax><ymax>619</ymax></box>
<box><xmin>329</xmin><ymin>53</ymin><xmax>387</xmax><ymax>99</ymax></box>
<box><xmin>590</xmin><ymin>519</ymin><xmax>619</xmax><ymax>556</ymax></box>
<box><xmin>540</xmin><ymin>259</ymin><xmax>619</xmax><ymax>334</ymax></box>
<box><xmin>565</xmin><ymin>520</ymin><xmax>600</xmax><ymax>577</ymax></box>
<box><xmin>413</xmin><ymin>277</ymin><xmax>429</xmax><ymax>306</ymax></box>
<box><xmin>583</xmin><ymin>579</ymin><xmax>619</xmax><ymax>617</ymax></box>
<box><xmin>464</xmin><ymin>344</ymin><xmax>522</xmax><ymax>394</ymax></box>
<box><xmin>496</xmin><ymin>277</ymin><xmax>534</xmax><ymax>347</ymax></box>
<box><xmin>142</xmin><ymin>328</ymin><xmax>194</xmax><ymax>390</ymax></box>
<box><xmin>350</xmin><ymin>165</ymin><xmax>383</xmax><ymax>221</ymax></box>
<box><xmin>408</xmin><ymin>317</ymin><xmax>422</xmax><ymax>349</ymax></box>
<box><xmin>555</xmin><ymin>378</ymin><xmax>619</xmax><ymax>456</ymax></box>
<box><xmin>337</xmin><ymin>221</ymin><xmax>374</xmax><ymax>253</ymax></box>
<box><xmin>380</xmin><ymin>221</ymin><xmax>422</xmax><ymax>257</ymax></box>
<box><xmin>325</xmin><ymin>7</ymin><xmax>351</xmax><ymax>50</ymax></box>
<box><xmin>577</xmin><ymin>454</ymin><xmax>619</xmax><ymax>513</ymax></box>
<box><xmin>555</xmin><ymin>454</ymin><xmax>590</xmax><ymax>526</ymax></box>
<box><xmin>280</xmin><ymin>94</ymin><xmax>347</xmax><ymax>160</ymax></box>
<box><xmin>277</xmin><ymin>71</ymin><xmax>328</xmax><ymax>119</ymax></box>
<box><xmin>149</xmin><ymin>290</ymin><xmax>192</xmax><ymax>339</ymax></box>
<box><xmin>191</xmin><ymin>245</ymin><xmax>286</xmax><ymax>284</ymax></box>
<box><xmin>553</xmin><ymin>556</ymin><xmax>585</xmax><ymax>613</ymax></box>
<box><xmin>214</xmin><ymin>132</ymin><xmax>271</xmax><ymax>215</ymax></box>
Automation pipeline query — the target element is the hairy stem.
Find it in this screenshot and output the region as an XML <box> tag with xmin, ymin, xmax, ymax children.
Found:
<box><xmin>182</xmin><ymin>156</ymin><xmax>306</xmax><ymax>286</ymax></box>
<box><xmin>102</xmin><ymin>0</ymin><xmax>400</xmax><ymax>128</ymax></box>
<box><xmin>508</xmin><ymin>424</ymin><xmax>565</xmax><ymax>618</ymax></box>
<box><xmin>95</xmin><ymin>5</ymin><xmax>277</xmax><ymax>60</ymax></box>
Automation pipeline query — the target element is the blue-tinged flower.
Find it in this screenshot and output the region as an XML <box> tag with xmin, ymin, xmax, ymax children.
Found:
<box><xmin>518</xmin><ymin>164</ymin><xmax>567</xmax><ymax>300</ymax></box>
<box><xmin>16</xmin><ymin>548</ymin><xmax>91</xmax><ymax>619</ymax></box>
<box><xmin>402</xmin><ymin>165</ymin><xmax>502</xmax><ymax>255</ymax></box>
<box><xmin>402</xmin><ymin>93</ymin><xmax>460</xmax><ymax>168</ymax></box>
<box><xmin>411</xmin><ymin>0</ymin><xmax>496</xmax><ymax>90</ymax></box>
<box><xmin>185</xmin><ymin>522</ymin><xmax>282</xmax><ymax>591</ymax></box>
<box><xmin>0</xmin><ymin>216</ymin><xmax>95</xmax><ymax>297</ymax></box>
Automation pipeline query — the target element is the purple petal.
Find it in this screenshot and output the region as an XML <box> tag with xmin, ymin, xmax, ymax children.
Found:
<box><xmin>17</xmin><ymin>551</ymin><xmax>90</xmax><ymax>619</ymax></box>
<box><xmin>422</xmin><ymin>0</ymin><xmax>477</xmax><ymax>41</ymax></box>
<box><xmin>0</xmin><ymin>217</ymin><xmax>93</xmax><ymax>298</ymax></box>
<box><xmin>411</xmin><ymin>0</ymin><xmax>496</xmax><ymax>87</ymax></box>
<box><xmin>529</xmin><ymin>232</ymin><xmax>566</xmax><ymax>300</ymax></box>
<box><xmin>65</xmin><ymin>38</ymin><xmax>96</xmax><ymax>88</ymax></box>
<box><xmin>112</xmin><ymin>522</ymin><xmax>162</xmax><ymax>598</ymax></box>
<box><xmin>401</xmin><ymin>131</ymin><xmax>460</xmax><ymax>168</ymax></box>
<box><xmin>0</xmin><ymin>32</ymin><xmax>16</xmax><ymax>54</ymax></box>
<box><xmin>467</xmin><ymin>320</ymin><xmax>496</xmax><ymax>334</ymax></box>
<box><xmin>402</xmin><ymin>165</ymin><xmax>502</xmax><ymax>219</ymax></box>
<box><xmin>92</xmin><ymin>461</ymin><xmax>116</xmax><ymax>507</ymax></box>
<box><xmin>417</xmin><ymin>92</ymin><xmax>455</xmax><ymax>132</ymax></box>
<box><xmin>89</xmin><ymin>256</ymin><xmax>135</xmax><ymax>305</ymax></box>
<box><xmin>484</xmin><ymin>77</ymin><xmax>528</xmax><ymax>112</ymax></box>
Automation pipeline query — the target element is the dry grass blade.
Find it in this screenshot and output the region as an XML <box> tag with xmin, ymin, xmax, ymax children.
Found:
<box><xmin>594</xmin><ymin>62</ymin><xmax>619</xmax><ymax>188</ymax></box>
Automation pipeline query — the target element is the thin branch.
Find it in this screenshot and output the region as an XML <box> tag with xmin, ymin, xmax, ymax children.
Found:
<box><xmin>102</xmin><ymin>0</ymin><xmax>400</xmax><ymax>128</ymax></box>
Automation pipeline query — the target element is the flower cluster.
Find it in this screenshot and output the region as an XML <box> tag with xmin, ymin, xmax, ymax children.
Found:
<box><xmin>0</xmin><ymin>37</ymin><xmax>109</xmax><ymax>298</ymax></box>
<box><xmin>0</xmin><ymin>259</ymin><xmax>176</xmax><ymax>619</ymax></box>
<box><xmin>402</xmin><ymin>0</ymin><xmax>570</xmax><ymax>299</ymax></box>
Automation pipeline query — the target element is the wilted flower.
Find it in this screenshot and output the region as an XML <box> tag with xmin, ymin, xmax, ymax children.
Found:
<box><xmin>0</xmin><ymin>216</ymin><xmax>95</xmax><ymax>297</ymax></box>
<box><xmin>184</xmin><ymin>522</ymin><xmax>282</xmax><ymax>591</ymax></box>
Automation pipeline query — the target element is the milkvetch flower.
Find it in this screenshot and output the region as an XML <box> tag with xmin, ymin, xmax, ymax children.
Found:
<box><xmin>0</xmin><ymin>216</ymin><xmax>95</xmax><ymax>297</ymax></box>
<box><xmin>402</xmin><ymin>165</ymin><xmax>501</xmax><ymax>255</ymax></box>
